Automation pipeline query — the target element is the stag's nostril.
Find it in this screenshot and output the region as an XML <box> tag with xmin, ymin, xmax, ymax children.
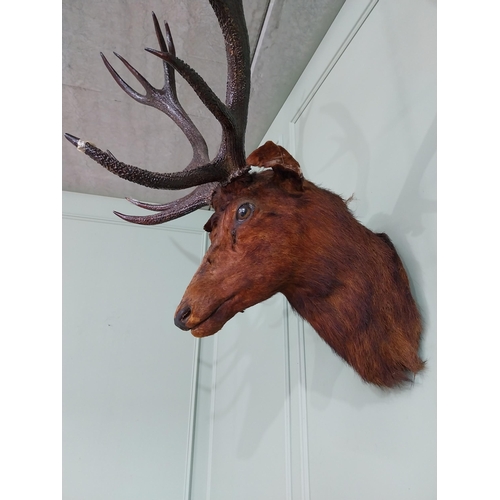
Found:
<box><xmin>174</xmin><ymin>305</ymin><xmax>192</xmax><ymax>331</ymax></box>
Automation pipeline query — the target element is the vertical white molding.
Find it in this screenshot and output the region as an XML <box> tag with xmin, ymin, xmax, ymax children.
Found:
<box><xmin>288</xmin><ymin>121</ymin><xmax>310</xmax><ymax>500</ymax></box>
<box><xmin>184</xmin><ymin>338</ymin><xmax>201</xmax><ymax>500</ymax></box>
<box><xmin>283</xmin><ymin>298</ymin><xmax>293</xmax><ymax>500</ymax></box>
<box><xmin>297</xmin><ymin>318</ymin><xmax>311</xmax><ymax>500</ymax></box>
<box><xmin>288</xmin><ymin>122</ymin><xmax>296</xmax><ymax>160</ymax></box>
<box><xmin>205</xmin><ymin>334</ymin><xmax>219</xmax><ymax>500</ymax></box>
<box><xmin>250</xmin><ymin>0</ymin><xmax>277</xmax><ymax>76</ymax></box>
<box><xmin>291</xmin><ymin>0</ymin><xmax>380</xmax><ymax>124</ymax></box>
<box><xmin>184</xmin><ymin>229</ymin><xmax>210</xmax><ymax>500</ymax></box>
<box><xmin>197</xmin><ymin>230</ymin><xmax>218</xmax><ymax>500</ymax></box>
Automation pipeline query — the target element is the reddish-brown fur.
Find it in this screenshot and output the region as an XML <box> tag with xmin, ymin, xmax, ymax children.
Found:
<box><xmin>175</xmin><ymin>145</ymin><xmax>424</xmax><ymax>388</ymax></box>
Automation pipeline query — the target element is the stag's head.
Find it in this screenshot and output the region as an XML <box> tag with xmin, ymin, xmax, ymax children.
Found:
<box><xmin>174</xmin><ymin>143</ymin><xmax>306</xmax><ymax>337</ymax></box>
<box><xmin>65</xmin><ymin>0</ymin><xmax>424</xmax><ymax>387</ymax></box>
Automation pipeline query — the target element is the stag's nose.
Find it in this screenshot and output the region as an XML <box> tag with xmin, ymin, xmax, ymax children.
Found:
<box><xmin>174</xmin><ymin>305</ymin><xmax>192</xmax><ymax>331</ymax></box>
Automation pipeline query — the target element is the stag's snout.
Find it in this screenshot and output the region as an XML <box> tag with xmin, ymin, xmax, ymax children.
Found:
<box><xmin>174</xmin><ymin>286</ymin><xmax>249</xmax><ymax>337</ymax></box>
<box><xmin>174</xmin><ymin>305</ymin><xmax>192</xmax><ymax>331</ymax></box>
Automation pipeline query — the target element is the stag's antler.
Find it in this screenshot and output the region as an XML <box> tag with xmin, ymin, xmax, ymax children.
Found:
<box><xmin>65</xmin><ymin>0</ymin><xmax>251</xmax><ymax>225</ymax></box>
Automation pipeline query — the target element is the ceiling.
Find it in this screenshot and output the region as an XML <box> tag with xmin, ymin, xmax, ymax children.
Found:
<box><xmin>62</xmin><ymin>0</ymin><xmax>345</xmax><ymax>203</ymax></box>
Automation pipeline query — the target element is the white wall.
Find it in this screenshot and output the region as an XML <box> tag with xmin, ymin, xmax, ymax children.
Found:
<box><xmin>62</xmin><ymin>192</ymin><xmax>210</xmax><ymax>499</ymax></box>
<box><xmin>194</xmin><ymin>0</ymin><xmax>436</xmax><ymax>498</ymax></box>
<box><xmin>63</xmin><ymin>191</ymin><xmax>290</xmax><ymax>499</ymax></box>
<box><xmin>268</xmin><ymin>0</ymin><xmax>436</xmax><ymax>497</ymax></box>
<box><xmin>63</xmin><ymin>0</ymin><xmax>436</xmax><ymax>498</ymax></box>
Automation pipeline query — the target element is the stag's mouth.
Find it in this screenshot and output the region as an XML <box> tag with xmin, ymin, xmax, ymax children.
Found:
<box><xmin>189</xmin><ymin>294</ymin><xmax>239</xmax><ymax>338</ymax></box>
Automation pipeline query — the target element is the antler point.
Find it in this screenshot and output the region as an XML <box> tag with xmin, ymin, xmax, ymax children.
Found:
<box><xmin>64</xmin><ymin>133</ymin><xmax>88</xmax><ymax>152</ymax></box>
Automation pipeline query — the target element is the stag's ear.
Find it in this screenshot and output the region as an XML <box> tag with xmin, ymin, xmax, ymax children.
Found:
<box><xmin>246</xmin><ymin>141</ymin><xmax>304</xmax><ymax>190</ymax></box>
<box><xmin>203</xmin><ymin>212</ymin><xmax>218</xmax><ymax>233</ymax></box>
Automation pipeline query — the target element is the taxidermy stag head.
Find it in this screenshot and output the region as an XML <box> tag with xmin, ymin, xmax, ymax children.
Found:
<box><xmin>65</xmin><ymin>0</ymin><xmax>424</xmax><ymax>388</ymax></box>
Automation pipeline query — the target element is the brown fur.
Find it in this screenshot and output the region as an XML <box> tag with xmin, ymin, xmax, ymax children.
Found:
<box><xmin>175</xmin><ymin>157</ymin><xmax>424</xmax><ymax>388</ymax></box>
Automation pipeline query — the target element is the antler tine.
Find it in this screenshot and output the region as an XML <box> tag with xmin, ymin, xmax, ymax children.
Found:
<box><xmin>152</xmin><ymin>12</ymin><xmax>173</xmax><ymax>56</ymax></box>
<box><xmin>147</xmin><ymin>0</ymin><xmax>251</xmax><ymax>180</ymax></box>
<box><xmin>151</xmin><ymin>12</ymin><xmax>212</xmax><ymax>170</ymax></box>
<box><xmin>145</xmin><ymin>48</ymin><xmax>236</xmax><ymax>134</ymax></box>
<box><xmin>151</xmin><ymin>14</ymin><xmax>176</xmax><ymax>98</ymax></box>
<box><xmin>114</xmin><ymin>183</ymin><xmax>217</xmax><ymax>225</ymax></box>
<box><xmin>101</xmin><ymin>12</ymin><xmax>210</xmax><ymax>169</ymax></box>
<box><xmin>64</xmin><ymin>133</ymin><xmax>226</xmax><ymax>190</ymax></box>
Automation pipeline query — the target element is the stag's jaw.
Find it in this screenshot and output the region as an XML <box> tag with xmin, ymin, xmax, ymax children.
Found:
<box><xmin>174</xmin><ymin>294</ymin><xmax>239</xmax><ymax>338</ymax></box>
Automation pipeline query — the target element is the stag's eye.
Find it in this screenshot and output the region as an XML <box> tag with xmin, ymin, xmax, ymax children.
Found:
<box><xmin>236</xmin><ymin>203</ymin><xmax>254</xmax><ymax>222</ymax></box>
